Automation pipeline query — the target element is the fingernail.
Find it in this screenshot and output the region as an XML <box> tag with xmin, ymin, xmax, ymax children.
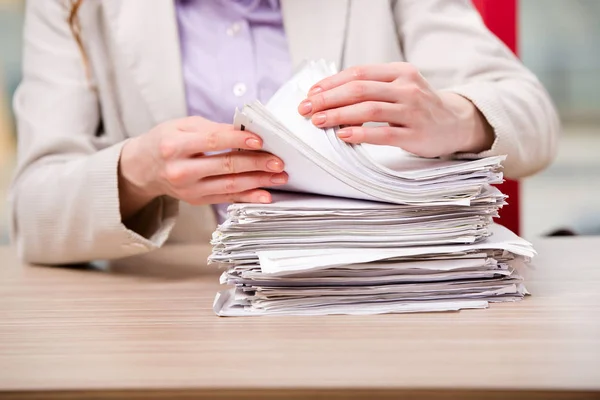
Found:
<box><xmin>298</xmin><ymin>100</ymin><xmax>312</xmax><ymax>115</ymax></box>
<box><xmin>258</xmin><ymin>194</ymin><xmax>271</xmax><ymax>203</ymax></box>
<box><xmin>266</xmin><ymin>159</ymin><xmax>283</xmax><ymax>172</ymax></box>
<box><xmin>245</xmin><ymin>138</ymin><xmax>262</xmax><ymax>149</ymax></box>
<box><xmin>309</xmin><ymin>86</ymin><xmax>323</xmax><ymax>96</ymax></box>
<box><xmin>312</xmin><ymin>113</ymin><xmax>327</xmax><ymax>126</ymax></box>
<box><xmin>336</xmin><ymin>129</ymin><xmax>352</xmax><ymax>139</ymax></box>
<box><xmin>270</xmin><ymin>173</ymin><xmax>288</xmax><ymax>184</ymax></box>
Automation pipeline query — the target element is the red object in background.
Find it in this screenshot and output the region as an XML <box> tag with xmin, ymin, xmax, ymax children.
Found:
<box><xmin>472</xmin><ymin>0</ymin><xmax>521</xmax><ymax>235</ymax></box>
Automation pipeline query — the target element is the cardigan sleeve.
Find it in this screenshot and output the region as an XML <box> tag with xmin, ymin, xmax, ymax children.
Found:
<box><xmin>392</xmin><ymin>0</ymin><xmax>560</xmax><ymax>178</ymax></box>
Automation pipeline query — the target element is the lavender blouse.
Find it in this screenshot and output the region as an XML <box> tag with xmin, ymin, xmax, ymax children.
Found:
<box><xmin>175</xmin><ymin>0</ymin><xmax>292</xmax><ymax>221</ymax></box>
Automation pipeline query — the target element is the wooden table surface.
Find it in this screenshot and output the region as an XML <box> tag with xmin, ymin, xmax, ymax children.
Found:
<box><xmin>1</xmin><ymin>237</ymin><xmax>599</xmax><ymax>399</ymax></box>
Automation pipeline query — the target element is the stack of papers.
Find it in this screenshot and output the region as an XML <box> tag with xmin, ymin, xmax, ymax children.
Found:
<box><xmin>234</xmin><ymin>60</ymin><xmax>505</xmax><ymax>205</ymax></box>
<box><xmin>211</xmin><ymin>195</ymin><xmax>534</xmax><ymax>316</ymax></box>
<box><xmin>210</xmin><ymin>60</ymin><xmax>534</xmax><ymax>316</ymax></box>
<box><xmin>210</xmin><ymin>191</ymin><xmax>505</xmax><ymax>260</ymax></box>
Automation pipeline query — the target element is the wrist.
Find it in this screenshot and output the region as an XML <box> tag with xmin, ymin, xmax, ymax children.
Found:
<box><xmin>440</xmin><ymin>92</ymin><xmax>495</xmax><ymax>154</ymax></box>
<box><xmin>118</xmin><ymin>138</ymin><xmax>161</xmax><ymax>216</ymax></box>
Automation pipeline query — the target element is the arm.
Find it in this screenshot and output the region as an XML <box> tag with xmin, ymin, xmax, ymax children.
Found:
<box><xmin>9</xmin><ymin>0</ymin><xmax>178</xmax><ymax>264</ymax></box>
<box><xmin>9</xmin><ymin>0</ymin><xmax>287</xmax><ymax>265</ymax></box>
<box><xmin>299</xmin><ymin>0</ymin><xmax>559</xmax><ymax>179</ymax></box>
<box><xmin>392</xmin><ymin>0</ymin><xmax>560</xmax><ymax>178</ymax></box>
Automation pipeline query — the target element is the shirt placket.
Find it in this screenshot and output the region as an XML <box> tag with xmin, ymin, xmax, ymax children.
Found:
<box><xmin>214</xmin><ymin>14</ymin><xmax>257</xmax><ymax>223</ymax></box>
<box><xmin>222</xmin><ymin>16</ymin><xmax>256</xmax><ymax>112</ymax></box>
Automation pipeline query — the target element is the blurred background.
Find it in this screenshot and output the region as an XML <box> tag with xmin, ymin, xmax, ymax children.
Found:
<box><xmin>0</xmin><ymin>0</ymin><xmax>599</xmax><ymax>245</ymax></box>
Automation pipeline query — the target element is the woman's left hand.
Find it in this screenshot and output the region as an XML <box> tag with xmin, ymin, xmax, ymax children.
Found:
<box><xmin>298</xmin><ymin>62</ymin><xmax>495</xmax><ymax>158</ymax></box>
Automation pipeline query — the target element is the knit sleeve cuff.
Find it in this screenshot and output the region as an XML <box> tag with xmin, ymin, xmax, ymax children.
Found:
<box><xmin>441</xmin><ymin>82</ymin><xmax>513</xmax><ymax>160</ymax></box>
<box><xmin>87</xmin><ymin>141</ymin><xmax>179</xmax><ymax>258</ymax></box>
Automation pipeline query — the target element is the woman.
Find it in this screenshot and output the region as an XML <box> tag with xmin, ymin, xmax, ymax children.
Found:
<box><xmin>10</xmin><ymin>0</ymin><xmax>559</xmax><ymax>264</ymax></box>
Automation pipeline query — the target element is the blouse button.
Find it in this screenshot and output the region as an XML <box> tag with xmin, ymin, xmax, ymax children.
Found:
<box><xmin>226</xmin><ymin>22</ymin><xmax>243</xmax><ymax>37</ymax></box>
<box><xmin>233</xmin><ymin>82</ymin><xmax>247</xmax><ymax>97</ymax></box>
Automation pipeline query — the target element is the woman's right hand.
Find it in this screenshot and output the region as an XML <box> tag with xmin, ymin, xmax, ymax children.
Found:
<box><xmin>118</xmin><ymin>116</ymin><xmax>288</xmax><ymax>219</ymax></box>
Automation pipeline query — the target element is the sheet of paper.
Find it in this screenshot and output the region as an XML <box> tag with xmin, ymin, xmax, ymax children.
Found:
<box><xmin>248</xmin><ymin>224</ymin><xmax>534</xmax><ymax>274</ymax></box>
<box><xmin>213</xmin><ymin>288</ymin><xmax>490</xmax><ymax>316</ymax></box>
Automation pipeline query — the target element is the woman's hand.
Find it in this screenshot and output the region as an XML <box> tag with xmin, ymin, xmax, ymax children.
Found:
<box><xmin>118</xmin><ymin>116</ymin><xmax>288</xmax><ymax>219</ymax></box>
<box><xmin>298</xmin><ymin>62</ymin><xmax>495</xmax><ymax>158</ymax></box>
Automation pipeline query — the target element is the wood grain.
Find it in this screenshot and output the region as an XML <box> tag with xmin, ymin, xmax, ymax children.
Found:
<box><xmin>1</xmin><ymin>238</ymin><xmax>599</xmax><ymax>399</ymax></box>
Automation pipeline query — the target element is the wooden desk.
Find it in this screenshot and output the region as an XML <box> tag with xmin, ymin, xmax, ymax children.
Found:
<box><xmin>1</xmin><ymin>238</ymin><xmax>599</xmax><ymax>399</ymax></box>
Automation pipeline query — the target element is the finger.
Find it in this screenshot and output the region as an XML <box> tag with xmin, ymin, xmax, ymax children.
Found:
<box><xmin>194</xmin><ymin>171</ymin><xmax>288</xmax><ymax>197</ymax></box>
<box><xmin>201</xmin><ymin>151</ymin><xmax>285</xmax><ymax>177</ymax></box>
<box><xmin>311</xmin><ymin>102</ymin><xmax>407</xmax><ymax>128</ymax></box>
<box><xmin>198</xmin><ymin>189</ymin><xmax>273</xmax><ymax>205</ymax></box>
<box><xmin>176</xmin><ymin>116</ymin><xmax>231</xmax><ymax>133</ymax></box>
<box><xmin>179</xmin><ymin>129</ymin><xmax>264</xmax><ymax>156</ymax></box>
<box><xmin>161</xmin><ymin>119</ymin><xmax>263</xmax><ymax>159</ymax></box>
<box><xmin>308</xmin><ymin>63</ymin><xmax>420</xmax><ymax>95</ymax></box>
<box><xmin>164</xmin><ymin>152</ymin><xmax>285</xmax><ymax>187</ymax></box>
<box><xmin>299</xmin><ymin>81</ymin><xmax>401</xmax><ymax>116</ymax></box>
<box><xmin>335</xmin><ymin>125</ymin><xmax>412</xmax><ymax>146</ymax></box>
